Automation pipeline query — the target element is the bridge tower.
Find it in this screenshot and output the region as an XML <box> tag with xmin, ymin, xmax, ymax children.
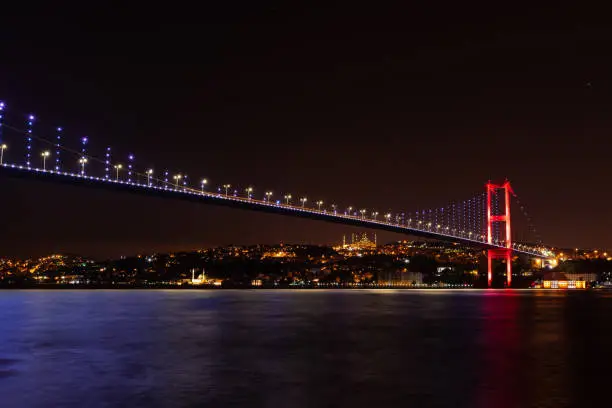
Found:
<box><xmin>486</xmin><ymin>180</ymin><xmax>513</xmax><ymax>288</ymax></box>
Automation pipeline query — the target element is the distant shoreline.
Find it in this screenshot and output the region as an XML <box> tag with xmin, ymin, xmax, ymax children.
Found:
<box><xmin>0</xmin><ymin>284</ymin><xmax>603</xmax><ymax>290</ymax></box>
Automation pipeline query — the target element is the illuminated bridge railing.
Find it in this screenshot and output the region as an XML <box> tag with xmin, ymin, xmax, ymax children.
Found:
<box><xmin>0</xmin><ymin>162</ymin><xmax>551</xmax><ymax>258</ymax></box>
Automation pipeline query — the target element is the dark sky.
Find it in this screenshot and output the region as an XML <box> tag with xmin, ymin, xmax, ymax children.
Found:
<box><xmin>0</xmin><ymin>4</ymin><xmax>610</xmax><ymax>258</ymax></box>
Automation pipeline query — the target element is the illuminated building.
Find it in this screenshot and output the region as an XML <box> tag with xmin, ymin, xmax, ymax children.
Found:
<box><xmin>541</xmin><ymin>272</ymin><xmax>588</xmax><ymax>289</ymax></box>
<box><xmin>338</xmin><ymin>232</ymin><xmax>377</xmax><ymax>251</ymax></box>
<box><xmin>262</xmin><ymin>248</ymin><xmax>296</xmax><ymax>259</ymax></box>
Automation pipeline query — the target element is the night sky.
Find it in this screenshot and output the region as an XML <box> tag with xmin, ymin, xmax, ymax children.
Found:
<box><xmin>0</xmin><ymin>4</ymin><xmax>610</xmax><ymax>258</ymax></box>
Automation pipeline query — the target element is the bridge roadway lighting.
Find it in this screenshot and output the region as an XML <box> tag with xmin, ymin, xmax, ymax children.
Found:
<box><xmin>331</xmin><ymin>204</ymin><xmax>337</xmax><ymax>214</ymax></box>
<box><xmin>1</xmin><ymin>144</ymin><xmax>7</xmax><ymax>165</ymax></box>
<box><xmin>114</xmin><ymin>164</ymin><xmax>123</xmax><ymax>180</ymax></box>
<box><xmin>347</xmin><ymin>206</ymin><xmax>353</xmax><ymax>216</ymax></box>
<box><xmin>316</xmin><ymin>200</ymin><xmax>323</xmax><ymax>210</ymax></box>
<box><xmin>79</xmin><ymin>157</ymin><xmax>87</xmax><ymax>175</ymax></box>
<box><xmin>300</xmin><ymin>197</ymin><xmax>307</xmax><ymax>208</ymax></box>
<box><xmin>245</xmin><ymin>187</ymin><xmax>253</xmax><ymax>199</ymax></box>
<box><xmin>284</xmin><ymin>194</ymin><xmax>292</xmax><ymax>205</ymax></box>
<box><xmin>372</xmin><ymin>211</ymin><xmax>379</xmax><ymax>220</ymax></box>
<box><xmin>173</xmin><ymin>174</ymin><xmax>182</xmax><ymax>188</ymax></box>
<box><xmin>360</xmin><ymin>209</ymin><xmax>367</xmax><ymax>219</ymax></box>
<box><xmin>200</xmin><ymin>178</ymin><xmax>208</xmax><ymax>192</ymax></box>
<box><xmin>146</xmin><ymin>169</ymin><xmax>154</xmax><ymax>186</ymax></box>
<box><xmin>265</xmin><ymin>191</ymin><xmax>273</xmax><ymax>202</ymax></box>
<box><xmin>41</xmin><ymin>151</ymin><xmax>50</xmax><ymax>170</ymax></box>
<box><xmin>385</xmin><ymin>213</ymin><xmax>391</xmax><ymax>223</ymax></box>
<box><xmin>223</xmin><ymin>184</ymin><xmax>231</xmax><ymax>196</ymax></box>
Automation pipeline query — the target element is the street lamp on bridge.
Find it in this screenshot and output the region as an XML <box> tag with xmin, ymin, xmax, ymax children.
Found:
<box><xmin>114</xmin><ymin>164</ymin><xmax>122</xmax><ymax>181</ymax></box>
<box><xmin>41</xmin><ymin>151</ymin><xmax>50</xmax><ymax>170</ymax></box>
<box><xmin>173</xmin><ymin>174</ymin><xmax>182</xmax><ymax>188</ymax></box>
<box><xmin>300</xmin><ymin>197</ymin><xmax>307</xmax><ymax>208</ymax></box>
<box><xmin>284</xmin><ymin>194</ymin><xmax>292</xmax><ymax>205</ymax></box>
<box><xmin>265</xmin><ymin>191</ymin><xmax>273</xmax><ymax>202</ymax></box>
<box><xmin>223</xmin><ymin>184</ymin><xmax>231</xmax><ymax>196</ymax></box>
<box><xmin>360</xmin><ymin>209</ymin><xmax>367</xmax><ymax>219</ymax></box>
<box><xmin>372</xmin><ymin>211</ymin><xmax>379</xmax><ymax>220</ymax></box>
<box><xmin>245</xmin><ymin>187</ymin><xmax>253</xmax><ymax>199</ymax></box>
<box><xmin>316</xmin><ymin>200</ymin><xmax>323</xmax><ymax>211</ymax></box>
<box><xmin>79</xmin><ymin>157</ymin><xmax>87</xmax><ymax>175</ymax></box>
<box><xmin>0</xmin><ymin>144</ymin><xmax>6</xmax><ymax>165</ymax></box>
<box><xmin>200</xmin><ymin>178</ymin><xmax>208</xmax><ymax>192</ymax></box>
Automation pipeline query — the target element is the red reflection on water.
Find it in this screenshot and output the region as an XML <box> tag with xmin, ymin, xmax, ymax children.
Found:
<box><xmin>475</xmin><ymin>291</ymin><xmax>521</xmax><ymax>408</ymax></box>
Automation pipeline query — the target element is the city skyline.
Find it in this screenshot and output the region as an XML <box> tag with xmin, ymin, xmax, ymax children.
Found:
<box><xmin>1</xmin><ymin>4</ymin><xmax>611</xmax><ymax>257</ymax></box>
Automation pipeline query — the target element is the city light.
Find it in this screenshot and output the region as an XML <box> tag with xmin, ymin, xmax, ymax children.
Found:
<box><xmin>0</xmin><ymin>144</ymin><xmax>6</xmax><ymax>165</ymax></box>
<box><xmin>300</xmin><ymin>197</ymin><xmax>307</xmax><ymax>208</ymax></box>
<box><xmin>200</xmin><ymin>178</ymin><xmax>208</xmax><ymax>192</ymax></box>
<box><xmin>223</xmin><ymin>184</ymin><xmax>231</xmax><ymax>196</ymax></box>
<box><xmin>147</xmin><ymin>169</ymin><xmax>154</xmax><ymax>186</ymax></box>
<box><xmin>284</xmin><ymin>194</ymin><xmax>292</xmax><ymax>205</ymax></box>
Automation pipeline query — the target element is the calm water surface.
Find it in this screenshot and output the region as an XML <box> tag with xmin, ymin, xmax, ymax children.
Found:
<box><xmin>0</xmin><ymin>289</ymin><xmax>611</xmax><ymax>407</ymax></box>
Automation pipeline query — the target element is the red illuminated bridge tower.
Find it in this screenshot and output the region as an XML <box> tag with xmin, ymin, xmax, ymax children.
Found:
<box><xmin>486</xmin><ymin>180</ymin><xmax>513</xmax><ymax>288</ymax></box>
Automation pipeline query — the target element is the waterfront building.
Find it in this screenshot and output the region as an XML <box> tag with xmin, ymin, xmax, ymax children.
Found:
<box><xmin>541</xmin><ymin>272</ymin><xmax>588</xmax><ymax>289</ymax></box>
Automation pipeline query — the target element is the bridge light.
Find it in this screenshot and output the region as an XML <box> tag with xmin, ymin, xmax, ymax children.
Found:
<box><xmin>265</xmin><ymin>191</ymin><xmax>273</xmax><ymax>202</ymax></box>
<box><xmin>26</xmin><ymin>114</ymin><xmax>34</xmax><ymax>167</ymax></box>
<box><xmin>300</xmin><ymin>197</ymin><xmax>307</xmax><ymax>208</ymax></box>
<box><xmin>284</xmin><ymin>194</ymin><xmax>292</xmax><ymax>205</ymax></box>
<box><xmin>200</xmin><ymin>178</ymin><xmax>208</xmax><ymax>192</ymax></box>
<box><xmin>223</xmin><ymin>184</ymin><xmax>231</xmax><ymax>195</ymax></box>
<box><xmin>245</xmin><ymin>187</ymin><xmax>254</xmax><ymax>199</ymax></box>
<box><xmin>0</xmin><ymin>144</ymin><xmax>6</xmax><ymax>165</ymax></box>
<box><xmin>316</xmin><ymin>200</ymin><xmax>323</xmax><ymax>210</ymax></box>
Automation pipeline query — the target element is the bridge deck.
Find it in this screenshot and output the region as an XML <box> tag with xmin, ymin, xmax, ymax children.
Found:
<box><xmin>0</xmin><ymin>163</ymin><xmax>547</xmax><ymax>257</ymax></box>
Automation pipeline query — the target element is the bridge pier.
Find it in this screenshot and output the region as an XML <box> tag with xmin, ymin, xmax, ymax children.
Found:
<box><xmin>487</xmin><ymin>249</ymin><xmax>512</xmax><ymax>288</ymax></box>
<box><xmin>486</xmin><ymin>180</ymin><xmax>513</xmax><ymax>288</ymax></box>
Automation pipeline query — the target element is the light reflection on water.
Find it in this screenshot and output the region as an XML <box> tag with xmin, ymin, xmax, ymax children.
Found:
<box><xmin>0</xmin><ymin>289</ymin><xmax>610</xmax><ymax>407</ymax></box>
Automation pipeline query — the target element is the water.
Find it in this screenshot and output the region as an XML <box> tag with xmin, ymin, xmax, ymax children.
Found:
<box><xmin>0</xmin><ymin>289</ymin><xmax>610</xmax><ymax>407</ymax></box>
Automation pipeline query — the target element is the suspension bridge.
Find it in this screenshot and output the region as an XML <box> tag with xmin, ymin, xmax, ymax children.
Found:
<box><xmin>0</xmin><ymin>101</ymin><xmax>554</xmax><ymax>287</ymax></box>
